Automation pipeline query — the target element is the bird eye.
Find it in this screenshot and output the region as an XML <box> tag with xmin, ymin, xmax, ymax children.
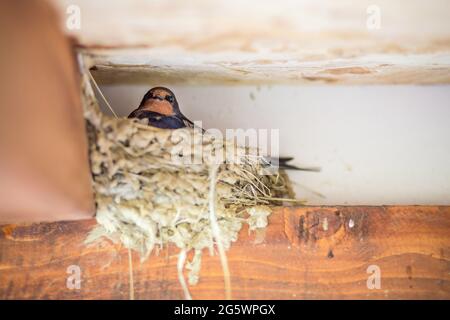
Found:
<box><xmin>165</xmin><ymin>95</ymin><xmax>174</xmax><ymax>103</ymax></box>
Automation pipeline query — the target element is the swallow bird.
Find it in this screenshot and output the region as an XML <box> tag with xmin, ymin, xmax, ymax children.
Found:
<box><xmin>128</xmin><ymin>87</ymin><xmax>195</xmax><ymax>129</ymax></box>
<box><xmin>128</xmin><ymin>87</ymin><xmax>320</xmax><ymax>172</ymax></box>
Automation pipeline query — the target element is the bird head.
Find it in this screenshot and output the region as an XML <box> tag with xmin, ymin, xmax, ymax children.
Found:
<box><xmin>136</xmin><ymin>87</ymin><xmax>180</xmax><ymax>116</ymax></box>
<box><xmin>128</xmin><ymin>87</ymin><xmax>196</xmax><ymax>129</ymax></box>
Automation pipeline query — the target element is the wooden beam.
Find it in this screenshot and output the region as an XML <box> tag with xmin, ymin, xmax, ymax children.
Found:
<box><xmin>86</xmin><ymin>48</ymin><xmax>450</xmax><ymax>85</ymax></box>
<box><xmin>0</xmin><ymin>206</ymin><xmax>448</xmax><ymax>299</ymax></box>
<box><xmin>52</xmin><ymin>0</ymin><xmax>450</xmax><ymax>84</ymax></box>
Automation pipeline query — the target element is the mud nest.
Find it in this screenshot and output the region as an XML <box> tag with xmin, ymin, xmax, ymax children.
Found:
<box><xmin>81</xmin><ymin>68</ymin><xmax>296</xmax><ymax>297</ymax></box>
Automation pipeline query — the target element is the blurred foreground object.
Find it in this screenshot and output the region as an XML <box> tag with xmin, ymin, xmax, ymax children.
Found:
<box><xmin>0</xmin><ymin>0</ymin><xmax>94</xmax><ymax>222</ymax></box>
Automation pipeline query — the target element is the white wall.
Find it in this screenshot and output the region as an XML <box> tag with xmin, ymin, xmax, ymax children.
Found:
<box><xmin>98</xmin><ymin>84</ymin><xmax>450</xmax><ymax>205</ymax></box>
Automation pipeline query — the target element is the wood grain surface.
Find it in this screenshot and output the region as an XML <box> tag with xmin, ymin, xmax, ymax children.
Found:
<box><xmin>0</xmin><ymin>206</ymin><xmax>449</xmax><ymax>299</ymax></box>
<box><xmin>51</xmin><ymin>0</ymin><xmax>450</xmax><ymax>84</ymax></box>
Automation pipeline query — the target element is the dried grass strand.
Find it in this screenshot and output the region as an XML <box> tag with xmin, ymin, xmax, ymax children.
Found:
<box><xmin>128</xmin><ymin>248</ymin><xmax>135</xmax><ymax>300</ymax></box>
<box><xmin>208</xmin><ymin>164</ymin><xmax>232</xmax><ymax>300</ymax></box>
<box><xmin>88</xmin><ymin>71</ymin><xmax>118</xmax><ymax>119</ymax></box>
<box><xmin>177</xmin><ymin>249</ymin><xmax>192</xmax><ymax>300</ymax></box>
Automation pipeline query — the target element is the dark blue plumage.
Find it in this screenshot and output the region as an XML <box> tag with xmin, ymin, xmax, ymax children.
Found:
<box><xmin>128</xmin><ymin>87</ymin><xmax>194</xmax><ymax>129</ymax></box>
<box><xmin>128</xmin><ymin>110</ymin><xmax>187</xmax><ymax>129</ymax></box>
